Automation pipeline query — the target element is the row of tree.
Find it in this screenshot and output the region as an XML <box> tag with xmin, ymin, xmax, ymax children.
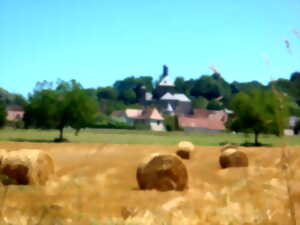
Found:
<box><xmin>0</xmin><ymin>71</ymin><xmax>299</xmax><ymax>144</ymax></box>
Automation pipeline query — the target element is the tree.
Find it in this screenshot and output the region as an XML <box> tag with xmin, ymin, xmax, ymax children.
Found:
<box><xmin>97</xmin><ymin>87</ymin><xmax>118</xmax><ymax>100</ymax></box>
<box><xmin>294</xmin><ymin>120</ymin><xmax>300</xmax><ymax>134</ymax></box>
<box><xmin>290</xmin><ymin>72</ymin><xmax>300</xmax><ymax>105</ymax></box>
<box><xmin>207</xmin><ymin>99</ymin><xmax>223</xmax><ymax>110</ymax></box>
<box><xmin>231</xmin><ymin>81</ymin><xmax>265</xmax><ymax>94</ymax></box>
<box><xmin>190</xmin><ymin>74</ymin><xmax>231</xmax><ymax>106</ymax></box>
<box><xmin>0</xmin><ymin>102</ymin><xmax>6</xmax><ymax>128</ymax></box>
<box><xmin>119</xmin><ymin>89</ymin><xmax>137</xmax><ymax>104</ymax></box>
<box><xmin>24</xmin><ymin>80</ymin><xmax>98</xmax><ymax>141</ymax></box>
<box><xmin>192</xmin><ymin>96</ymin><xmax>209</xmax><ymax>109</ymax></box>
<box><xmin>227</xmin><ymin>89</ymin><xmax>289</xmax><ymax>146</ymax></box>
<box><xmin>164</xmin><ymin>115</ymin><xmax>181</xmax><ymax>131</ymax></box>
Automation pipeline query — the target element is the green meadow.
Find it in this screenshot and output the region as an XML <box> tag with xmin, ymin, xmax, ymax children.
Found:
<box><xmin>0</xmin><ymin>128</ymin><xmax>299</xmax><ymax>146</ymax></box>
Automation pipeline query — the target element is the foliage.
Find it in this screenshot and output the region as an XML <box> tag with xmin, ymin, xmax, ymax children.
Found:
<box><xmin>97</xmin><ymin>87</ymin><xmax>118</xmax><ymax>100</ymax></box>
<box><xmin>207</xmin><ymin>99</ymin><xmax>223</xmax><ymax>110</ymax></box>
<box><xmin>119</xmin><ymin>89</ymin><xmax>137</xmax><ymax>104</ymax></box>
<box><xmin>24</xmin><ymin>80</ymin><xmax>98</xmax><ymax>141</ymax></box>
<box><xmin>231</xmin><ymin>81</ymin><xmax>265</xmax><ymax>94</ymax></box>
<box><xmin>0</xmin><ymin>88</ymin><xmax>27</xmax><ymax>107</ymax></box>
<box><xmin>113</xmin><ymin>76</ymin><xmax>153</xmax><ymax>104</ymax></box>
<box><xmin>175</xmin><ymin>77</ymin><xmax>195</xmax><ymax>97</ymax></box>
<box><xmin>192</xmin><ymin>96</ymin><xmax>208</xmax><ymax>109</ymax></box>
<box><xmin>89</xmin><ymin>121</ymin><xmax>135</xmax><ymax>130</ymax></box>
<box><xmin>134</xmin><ymin>121</ymin><xmax>150</xmax><ymax>130</ymax></box>
<box><xmin>294</xmin><ymin>120</ymin><xmax>300</xmax><ymax>135</ymax></box>
<box><xmin>164</xmin><ymin>115</ymin><xmax>181</xmax><ymax>131</ymax></box>
<box><xmin>290</xmin><ymin>72</ymin><xmax>300</xmax><ymax>105</ymax></box>
<box><xmin>227</xmin><ymin>89</ymin><xmax>289</xmax><ymax>145</ymax></box>
<box><xmin>0</xmin><ymin>102</ymin><xmax>6</xmax><ymax>128</ymax></box>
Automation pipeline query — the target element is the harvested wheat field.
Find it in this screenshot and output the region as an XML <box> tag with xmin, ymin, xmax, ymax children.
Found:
<box><xmin>0</xmin><ymin>142</ymin><xmax>300</xmax><ymax>225</ymax></box>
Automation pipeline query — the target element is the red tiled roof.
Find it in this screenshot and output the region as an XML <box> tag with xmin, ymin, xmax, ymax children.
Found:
<box><xmin>140</xmin><ymin>108</ymin><xmax>164</xmax><ymax>120</ymax></box>
<box><xmin>193</xmin><ymin>109</ymin><xmax>228</xmax><ymax>122</ymax></box>
<box><xmin>112</xmin><ymin>108</ymin><xmax>164</xmax><ymax>121</ymax></box>
<box><xmin>111</xmin><ymin>110</ymin><xmax>125</xmax><ymax>117</ymax></box>
<box><xmin>178</xmin><ymin>116</ymin><xmax>225</xmax><ymax>130</ymax></box>
<box><xmin>125</xmin><ymin>109</ymin><xmax>142</xmax><ymax>119</ymax></box>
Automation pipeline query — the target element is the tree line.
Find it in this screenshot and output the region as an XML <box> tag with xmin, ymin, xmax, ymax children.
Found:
<box><xmin>0</xmin><ymin>71</ymin><xmax>300</xmax><ymax>144</ymax></box>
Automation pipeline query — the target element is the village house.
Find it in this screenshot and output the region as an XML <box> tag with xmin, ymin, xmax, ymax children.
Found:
<box><xmin>284</xmin><ymin>116</ymin><xmax>300</xmax><ymax>136</ymax></box>
<box><xmin>178</xmin><ymin>109</ymin><xmax>229</xmax><ymax>133</ymax></box>
<box><xmin>6</xmin><ymin>106</ymin><xmax>24</xmax><ymax>121</ymax></box>
<box><xmin>111</xmin><ymin>107</ymin><xmax>165</xmax><ymax>131</ymax></box>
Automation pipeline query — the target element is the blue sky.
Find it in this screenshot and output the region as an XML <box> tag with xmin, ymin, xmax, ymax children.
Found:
<box><xmin>0</xmin><ymin>0</ymin><xmax>300</xmax><ymax>97</ymax></box>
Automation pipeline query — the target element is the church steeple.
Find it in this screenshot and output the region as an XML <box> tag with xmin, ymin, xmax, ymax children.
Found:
<box><xmin>162</xmin><ymin>64</ymin><xmax>168</xmax><ymax>77</ymax></box>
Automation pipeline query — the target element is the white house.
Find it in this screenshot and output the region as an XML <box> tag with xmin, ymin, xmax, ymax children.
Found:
<box><xmin>111</xmin><ymin>107</ymin><xmax>165</xmax><ymax>131</ymax></box>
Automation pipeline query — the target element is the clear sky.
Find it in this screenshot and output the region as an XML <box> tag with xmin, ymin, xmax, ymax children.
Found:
<box><xmin>1</xmin><ymin>0</ymin><xmax>300</xmax><ymax>97</ymax></box>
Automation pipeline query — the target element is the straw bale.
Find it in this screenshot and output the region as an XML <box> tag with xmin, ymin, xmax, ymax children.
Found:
<box><xmin>176</xmin><ymin>141</ymin><xmax>194</xmax><ymax>159</ymax></box>
<box><xmin>0</xmin><ymin>149</ymin><xmax>7</xmax><ymax>165</ymax></box>
<box><xmin>219</xmin><ymin>147</ymin><xmax>248</xmax><ymax>169</ymax></box>
<box><xmin>136</xmin><ymin>153</ymin><xmax>188</xmax><ymax>191</ymax></box>
<box><xmin>1</xmin><ymin>149</ymin><xmax>55</xmax><ymax>185</ymax></box>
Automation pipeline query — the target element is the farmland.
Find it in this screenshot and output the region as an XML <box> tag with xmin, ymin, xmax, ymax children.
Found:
<box><xmin>0</xmin><ymin>128</ymin><xmax>300</xmax><ymax>224</ymax></box>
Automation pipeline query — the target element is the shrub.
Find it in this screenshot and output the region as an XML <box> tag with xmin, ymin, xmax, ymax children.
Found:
<box><xmin>164</xmin><ymin>115</ymin><xmax>181</xmax><ymax>131</ymax></box>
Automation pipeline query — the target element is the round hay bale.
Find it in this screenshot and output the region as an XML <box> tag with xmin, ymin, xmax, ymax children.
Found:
<box><xmin>176</xmin><ymin>141</ymin><xmax>194</xmax><ymax>159</ymax></box>
<box><xmin>0</xmin><ymin>149</ymin><xmax>7</xmax><ymax>166</ymax></box>
<box><xmin>219</xmin><ymin>148</ymin><xmax>248</xmax><ymax>169</ymax></box>
<box><xmin>136</xmin><ymin>153</ymin><xmax>188</xmax><ymax>191</ymax></box>
<box><xmin>220</xmin><ymin>144</ymin><xmax>239</xmax><ymax>153</ymax></box>
<box><xmin>1</xmin><ymin>149</ymin><xmax>55</xmax><ymax>185</ymax></box>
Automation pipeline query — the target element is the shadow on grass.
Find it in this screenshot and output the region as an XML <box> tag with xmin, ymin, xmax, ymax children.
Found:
<box><xmin>9</xmin><ymin>138</ymin><xmax>62</xmax><ymax>143</ymax></box>
<box><xmin>240</xmin><ymin>142</ymin><xmax>273</xmax><ymax>147</ymax></box>
<box><xmin>219</xmin><ymin>141</ymin><xmax>273</xmax><ymax>147</ymax></box>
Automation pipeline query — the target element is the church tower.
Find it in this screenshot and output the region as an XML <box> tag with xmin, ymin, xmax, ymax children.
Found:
<box><xmin>154</xmin><ymin>65</ymin><xmax>176</xmax><ymax>99</ymax></box>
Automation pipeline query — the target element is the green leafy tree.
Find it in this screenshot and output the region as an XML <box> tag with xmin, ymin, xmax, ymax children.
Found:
<box><xmin>0</xmin><ymin>102</ymin><xmax>6</xmax><ymax>128</ymax></box>
<box><xmin>294</xmin><ymin>120</ymin><xmax>300</xmax><ymax>134</ymax></box>
<box><xmin>97</xmin><ymin>87</ymin><xmax>118</xmax><ymax>100</ymax></box>
<box><xmin>174</xmin><ymin>77</ymin><xmax>195</xmax><ymax>97</ymax></box>
<box><xmin>192</xmin><ymin>96</ymin><xmax>208</xmax><ymax>109</ymax></box>
<box><xmin>24</xmin><ymin>80</ymin><xmax>98</xmax><ymax>141</ymax></box>
<box><xmin>164</xmin><ymin>115</ymin><xmax>181</xmax><ymax>131</ymax></box>
<box><xmin>207</xmin><ymin>99</ymin><xmax>223</xmax><ymax>110</ymax></box>
<box><xmin>290</xmin><ymin>72</ymin><xmax>300</xmax><ymax>105</ymax></box>
<box><xmin>227</xmin><ymin>89</ymin><xmax>289</xmax><ymax>145</ymax></box>
<box><xmin>231</xmin><ymin>81</ymin><xmax>265</xmax><ymax>94</ymax></box>
<box><xmin>119</xmin><ymin>89</ymin><xmax>137</xmax><ymax>104</ymax></box>
<box><xmin>190</xmin><ymin>74</ymin><xmax>231</xmax><ymax>106</ymax></box>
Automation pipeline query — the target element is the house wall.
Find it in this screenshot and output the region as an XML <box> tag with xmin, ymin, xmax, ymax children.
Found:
<box><xmin>6</xmin><ymin>110</ymin><xmax>24</xmax><ymax>121</ymax></box>
<box><xmin>148</xmin><ymin>119</ymin><xmax>165</xmax><ymax>131</ymax></box>
<box><xmin>284</xmin><ymin>129</ymin><xmax>295</xmax><ymax>136</ymax></box>
<box><xmin>175</xmin><ymin>102</ymin><xmax>193</xmax><ymax>115</ymax></box>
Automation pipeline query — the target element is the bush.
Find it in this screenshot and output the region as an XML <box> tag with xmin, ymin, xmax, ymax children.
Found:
<box><xmin>88</xmin><ymin>121</ymin><xmax>135</xmax><ymax>130</ymax></box>
<box><xmin>134</xmin><ymin>121</ymin><xmax>150</xmax><ymax>130</ymax></box>
<box><xmin>294</xmin><ymin>120</ymin><xmax>300</xmax><ymax>134</ymax></box>
<box><xmin>0</xmin><ymin>103</ymin><xmax>6</xmax><ymax>128</ymax></box>
<box><xmin>164</xmin><ymin>115</ymin><xmax>181</xmax><ymax>131</ymax></box>
<box><xmin>5</xmin><ymin>120</ymin><xmax>24</xmax><ymax>129</ymax></box>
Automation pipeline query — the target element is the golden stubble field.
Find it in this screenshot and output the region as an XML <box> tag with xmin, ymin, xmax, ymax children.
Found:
<box><xmin>0</xmin><ymin>142</ymin><xmax>300</xmax><ymax>225</ymax></box>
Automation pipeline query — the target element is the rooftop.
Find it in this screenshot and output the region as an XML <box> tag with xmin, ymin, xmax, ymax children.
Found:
<box><xmin>161</xmin><ymin>92</ymin><xmax>191</xmax><ymax>102</ymax></box>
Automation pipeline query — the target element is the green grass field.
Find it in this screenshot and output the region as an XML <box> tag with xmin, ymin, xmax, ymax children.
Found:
<box><xmin>0</xmin><ymin>127</ymin><xmax>299</xmax><ymax>146</ymax></box>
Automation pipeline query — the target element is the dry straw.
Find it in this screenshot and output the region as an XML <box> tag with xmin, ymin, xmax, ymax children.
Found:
<box><xmin>1</xmin><ymin>149</ymin><xmax>55</xmax><ymax>185</ymax></box>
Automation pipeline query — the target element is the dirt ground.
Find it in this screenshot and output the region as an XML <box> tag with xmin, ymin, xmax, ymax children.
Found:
<box><xmin>0</xmin><ymin>142</ymin><xmax>300</xmax><ymax>225</ymax></box>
